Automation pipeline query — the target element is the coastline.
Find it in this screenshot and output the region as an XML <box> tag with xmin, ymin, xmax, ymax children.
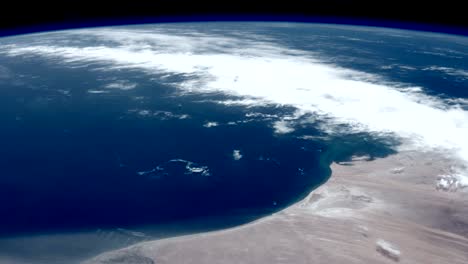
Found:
<box><xmin>84</xmin><ymin>151</ymin><xmax>468</xmax><ymax>263</ymax></box>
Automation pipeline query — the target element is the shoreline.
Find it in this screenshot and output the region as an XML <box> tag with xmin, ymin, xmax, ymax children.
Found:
<box><xmin>84</xmin><ymin>151</ymin><xmax>468</xmax><ymax>263</ymax></box>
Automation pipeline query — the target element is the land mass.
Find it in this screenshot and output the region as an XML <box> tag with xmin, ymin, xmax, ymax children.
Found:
<box><xmin>84</xmin><ymin>151</ymin><xmax>468</xmax><ymax>264</ymax></box>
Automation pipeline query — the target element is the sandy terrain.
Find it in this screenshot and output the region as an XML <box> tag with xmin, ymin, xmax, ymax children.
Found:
<box><xmin>84</xmin><ymin>151</ymin><xmax>468</xmax><ymax>264</ymax></box>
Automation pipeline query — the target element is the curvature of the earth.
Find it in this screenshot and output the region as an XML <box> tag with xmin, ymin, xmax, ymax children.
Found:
<box><xmin>0</xmin><ymin>22</ymin><xmax>467</xmax><ymax>263</ymax></box>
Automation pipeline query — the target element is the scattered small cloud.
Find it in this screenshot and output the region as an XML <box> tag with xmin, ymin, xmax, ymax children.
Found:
<box><xmin>398</xmin><ymin>65</ymin><xmax>417</xmax><ymax>70</ymax></box>
<box><xmin>185</xmin><ymin>162</ymin><xmax>211</xmax><ymax>177</ymax></box>
<box><xmin>245</xmin><ymin>112</ymin><xmax>278</xmax><ymax>119</ymax></box>
<box><xmin>273</xmin><ymin>120</ymin><xmax>295</xmax><ymax>134</ymax></box>
<box><xmin>138</xmin><ymin>159</ymin><xmax>211</xmax><ymax>179</ymax></box>
<box><xmin>128</xmin><ymin>109</ymin><xmax>190</xmax><ymax>120</ymax></box>
<box><xmin>213</xmin><ymin>98</ymin><xmax>269</xmax><ymax>107</ymax></box>
<box><xmin>232</xmin><ymin>150</ymin><xmax>242</xmax><ymax>160</ymax></box>
<box><xmin>436</xmin><ymin>173</ymin><xmax>468</xmax><ymax>191</ymax></box>
<box><xmin>178</xmin><ymin>114</ymin><xmax>190</xmax><ymax>119</ymax></box>
<box><xmin>104</xmin><ymin>80</ymin><xmax>137</xmax><ymax>90</ymax></box>
<box><xmin>376</xmin><ymin>239</ymin><xmax>401</xmax><ymax>262</ymax></box>
<box><xmin>423</xmin><ymin>66</ymin><xmax>468</xmax><ymax>79</ymax></box>
<box><xmin>87</xmin><ymin>89</ymin><xmax>110</xmax><ymax>94</ymax></box>
<box><xmin>203</xmin><ymin>121</ymin><xmax>219</xmax><ymax>128</ymax></box>
<box><xmin>137</xmin><ymin>110</ymin><xmax>151</xmax><ymax>116</ymax></box>
<box><xmin>297</xmin><ymin>135</ymin><xmax>329</xmax><ymax>141</ymax></box>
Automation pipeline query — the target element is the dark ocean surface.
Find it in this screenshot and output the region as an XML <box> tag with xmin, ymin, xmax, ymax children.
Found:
<box><xmin>0</xmin><ymin>54</ymin><xmax>397</xmax><ymax>231</ymax></box>
<box><xmin>0</xmin><ymin>22</ymin><xmax>466</xmax><ymax>263</ymax></box>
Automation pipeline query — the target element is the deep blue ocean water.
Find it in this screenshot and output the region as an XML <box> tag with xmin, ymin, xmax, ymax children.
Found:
<box><xmin>0</xmin><ymin>22</ymin><xmax>466</xmax><ymax>263</ymax></box>
<box><xmin>0</xmin><ymin>55</ymin><xmax>371</xmax><ymax>234</ymax></box>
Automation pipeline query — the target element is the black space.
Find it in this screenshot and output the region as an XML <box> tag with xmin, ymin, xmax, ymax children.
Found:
<box><xmin>0</xmin><ymin>1</ymin><xmax>467</xmax><ymax>37</ymax></box>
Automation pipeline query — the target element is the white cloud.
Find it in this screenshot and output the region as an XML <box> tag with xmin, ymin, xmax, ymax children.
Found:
<box><xmin>128</xmin><ymin>109</ymin><xmax>190</xmax><ymax>120</ymax></box>
<box><xmin>139</xmin><ymin>159</ymin><xmax>211</xmax><ymax>178</ymax></box>
<box><xmin>245</xmin><ymin>112</ymin><xmax>278</xmax><ymax>119</ymax></box>
<box><xmin>436</xmin><ymin>171</ymin><xmax>468</xmax><ymax>191</ymax></box>
<box><xmin>297</xmin><ymin>135</ymin><xmax>329</xmax><ymax>141</ymax></box>
<box><xmin>399</xmin><ymin>65</ymin><xmax>417</xmax><ymax>70</ymax></box>
<box><xmin>213</xmin><ymin>98</ymin><xmax>269</xmax><ymax>107</ymax></box>
<box><xmin>104</xmin><ymin>80</ymin><xmax>137</xmax><ymax>90</ymax></box>
<box><xmin>376</xmin><ymin>239</ymin><xmax>401</xmax><ymax>261</ymax></box>
<box><xmin>445</xmin><ymin>98</ymin><xmax>468</xmax><ymax>107</ymax></box>
<box><xmin>3</xmin><ymin>27</ymin><xmax>468</xmax><ymax>182</ymax></box>
<box><xmin>203</xmin><ymin>121</ymin><xmax>219</xmax><ymax>128</ymax></box>
<box><xmin>178</xmin><ymin>114</ymin><xmax>190</xmax><ymax>119</ymax></box>
<box><xmin>169</xmin><ymin>159</ymin><xmax>211</xmax><ymax>177</ymax></box>
<box><xmin>185</xmin><ymin>163</ymin><xmax>210</xmax><ymax>177</ymax></box>
<box><xmin>273</xmin><ymin>120</ymin><xmax>295</xmax><ymax>134</ymax></box>
<box><xmin>87</xmin><ymin>89</ymin><xmax>110</xmax><ymax>94</ymax></box>
<box><xmin>423</xmin><ymin>66</ymin><xmax>468</xmax><ymax>79</ymax></box>
<box><xmin>232</xmin><ymin>150</ymin><xmax>243</xmax><ymax>160</ymax></box>
<box><xmin>137</xmin><ymin>110</ymin><xmax>151</xmax><ymax>116</ymax></box>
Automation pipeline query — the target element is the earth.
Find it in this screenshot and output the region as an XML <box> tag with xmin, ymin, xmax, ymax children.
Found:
<box><xmin>0</xmin><ymin>22</ymin><xmax>467</xmax><ymax>263</ymax></box>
